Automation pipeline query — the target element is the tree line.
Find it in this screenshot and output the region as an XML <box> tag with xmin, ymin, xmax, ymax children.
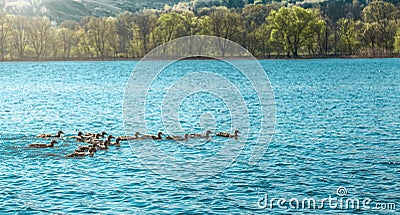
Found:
<box><xmin>0</xmin><ymin>0</ymin><xmax>399</xmax><ymax>60</ymax></box>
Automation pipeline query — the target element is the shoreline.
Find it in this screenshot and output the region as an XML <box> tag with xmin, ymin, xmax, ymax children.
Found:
<box><xmin>0</xmin><ymin>55</ymin><xmax>399</xmax><ymax>63</ymax></box>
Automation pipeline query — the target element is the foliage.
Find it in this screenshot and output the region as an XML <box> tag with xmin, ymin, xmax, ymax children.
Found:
<box><xmin>395</xmin><ymin>28</ymin><xmax>400</xmax><ymax>53</ymax></box>
<box><xmin>362</xmin><ymin>0</ymin><xmax>398</xmax><ymax>53</ymax></box>
<box><xmin>267</xmin><ymin>6</ymin><xmax>325</xmax><ymax>57</ymax></box>
<box><xmin>0</xmin><ymin>0</ymin><xmax>398</xmax><ymax>60</ymax></box>
<box><xmin>337</xmin><ymin>18</ymin><xmax>362</xmax><ymax>55</ymax></box>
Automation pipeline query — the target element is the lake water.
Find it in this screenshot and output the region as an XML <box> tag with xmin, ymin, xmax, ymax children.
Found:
<box><xmin>0</xmin><ymin>59</ymin><xmax>399</xmax><ymax>214</ymax></box>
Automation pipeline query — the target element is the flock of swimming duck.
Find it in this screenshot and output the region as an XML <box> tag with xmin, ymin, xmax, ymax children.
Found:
<box><xmin>28</xmin><ymin>130</ymin><xmax>240</xmax><ymax>158</ymax></box>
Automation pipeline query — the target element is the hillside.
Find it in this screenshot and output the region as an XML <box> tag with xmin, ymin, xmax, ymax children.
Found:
<box><xmin>1</xmin><ymin>0</ymin><xmax>398</xmax><ymax>23</ymax></box>
<box><xmin>0</xmin><ymin>0</ymin><xmax>188</xmax><ymax>22</ymax></box>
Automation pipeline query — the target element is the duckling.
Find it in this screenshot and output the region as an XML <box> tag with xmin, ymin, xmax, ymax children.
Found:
<box><xmin>166</xmin><ymin>134</ymin><xmax>189</xmax><ymax>141</ymax></box>
<box><xmin>75</xmin><ymin>142</ymin><xmax>98</xmax><ymax>153</ymax></box>
<box><xmin>66</xmin><ymin>152</ymin><xmax>84</xmax><ymax>158</ymax></box>
<box><xmin>88</xmin><ymin>152</ymin><xmax>95</xmax><ymax>157</ymax></box>
<box><xmin>202</xmin><ymin>130</ymin><xmax>213</xmax><ymax>142</ymax></box>
<box><xmin>84</xmin><ymin>133</ymin><xmax>105</xmax><ymax>144</ymax></box>
<box><xmin>75</xmin><ymin>146</ymin><xmax>89</xmax><ymax>153</ymax></box>
<box><xmin>65</xmin><ymin>151</ymin><xmax>94</xmax><ymax>158</ymax></box>
<box><xmin>152</xmin><ymin>132</ymin><xmax>163</xmax><ymax>140</ymax></box>
<box><xmin>140</xmin><ymin>132</ymin><xmax>163</xmax><ymax>140</ymax></box>
<box><xmin>36</xmin><ymin>130</ymin><xmax>64</xmax><ymax>138</ymax></box>
<box><xmin>216</xmin><ymin>130</ymin><xmax>240</xmax><ymax>139</ymax></box>
<box><xmin>68</xmin><ymin>131</ymin><xmax>84</xmax><ymax>139</ymax></box>
<box><xmin>84</xmin><ymin>131</ymin><xmax>106</xmax><ymax>138</ymax></box>
<box><xmin>88</xmin><ymin>146</ymin><xmax>97</xmax><ymax>154</ymax></box>
<box><xmin>68</xmin><ymin>132</ymin><xmax>96</xmax><ymax>142</ymax></box>
<box><xmin>119</xmin><ymin>132</ymin><xmax>141</xmax><ymax>141</ymax></box>
<box><xmin>110</xmin><ymin>137</ymin><xmax>121</xmax><ymax>147</ymax></box>
<box><xmin>96</xmin><ymin>135</ymin><xmax>113</xmax><ymax>150</ymax></box>
<box><xmin>28</xmin><ymin>140</ymin><xmax>57</xmax><ymax>148</ymax></box>
<box><xmin>97</xmin><ymin>131</ymin><xmax>108</xmax><ymax>138</ymax></box>
<box><xmin>98</xmin><ymin>140</ymin><xmax>109</xmax><ymax>150</ymax></box>
<box><xmin>188</xmin><ymin>134</ymin><xmax>197</xmax><ymax>138</ymax></box>
<box><xmin>189</xmin><ymin>130</ymin><xmax>212</xmax><ymax>138</ymax></box>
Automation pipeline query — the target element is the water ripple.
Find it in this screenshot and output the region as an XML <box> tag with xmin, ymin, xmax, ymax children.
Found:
<box><xmin>0</xmin><ymin>59</ymin><xmax>399</xmax><ymax>213</ymax></box>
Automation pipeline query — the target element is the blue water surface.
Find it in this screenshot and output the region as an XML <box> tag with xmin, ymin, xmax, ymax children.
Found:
<box><xmin>0</xmin><ymin>59</ymin><xmax>399</xmax><ymax>214</ymax></box>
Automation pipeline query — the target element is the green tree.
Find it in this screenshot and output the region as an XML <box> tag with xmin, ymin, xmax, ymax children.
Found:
<box><xmin>10</xmin><ymin>15</ymin><xmax>29</xmax><ymax>60</ymax></box>
<box><xmin>179</xmin><ymin>11</ymin><xmax>212</xmax><ymax>56</ymax></box>
<box><xmin>153</xmin><ymin>12</ymin><xmax>186</xmax><ymax>56</ymax></box>
<box><xmin>267</xmin><ymin>6</ymin><xmax>325</xmax><ymax>58</ymax></box>
<box><xmin>179</xmin><ymin>11</ymin><xmax>201</xmax><ymax>36</ymax></box>
<box><xmin>362</xmin><ymin>0</ymin><xmax>397</xmax><ymax>54</ymax></box>
<box><xmin>28</xmin><ymin>17</ymin><xmax>52</xmax><ymax>60</ymax></box>
<box><xmin>132</xmin><ymin>10</ymin><xmax>159</xmax><ymax>56</ymax></box>
<box><xmin>73</xmin><ymin>27</ymin><xmax>93</xmax><ymax>59</ymax></box>
<box><xmin>304</xmin><ymin>15</ymin><xmax>326</xmax><ymax>56</ymax></box>
<box><xmin>107</xmin><ymin>17</ymin><xmax>119</xmax><ymax>59</ymax></box>
<box><xmin>360</xmin><ymin>22</ymin><xmax>379</xmax><ymax>55</ymax></box>
<box><xmin>154</xmin><ymin>12</ymin><xmax>185</xmax><ymax>45</ymax></box>
<box><xmin>48</xmin><ymin>28</ymin><xmax>60</xmax><ymax>59</ymax></box>
<box><xmin>240</xmin><ymin>4</ymin><xmax>279</xmax><ymax>55</ymax></box>
<box><xmin>185</xmin><ymin>15</ymin><xmax>213</xmax><ymax>56</ymax></box>
<box><xmin>255</xmin><ymin>23</ymin><xmax>273</xmax><ymax>57</ymax></box>
<box><xmin>86</xmin><ymin>17</ymin><xmax>117</xmax><ymax>59</ymax></box>
<box><xmin>337</xmin><ymin>18</ymin><xmax>362</xmax><ymax>55</ymax></box>
<box><xmin>394</xmin><ymin>27</ymin><xmax>400</xmax><ymax>53</ymax></box>
<box><xmin>58</xmin><ymin>20</ymin><xmax>79</xmax><ymax>59</ymax></box>
<box><xmin>116</xmin><ymin>12</ymin><xmax>135</xmax><ymax>58</ymax></box>
<box><xmin>0</xmin><ymin>13</ymin><xmax>11</xmax><ymax>60</ymax></box>
<box><xmin>206</xmin><ymin>7</ymin><xmax>242</xmax><ymax>56</ymax></box>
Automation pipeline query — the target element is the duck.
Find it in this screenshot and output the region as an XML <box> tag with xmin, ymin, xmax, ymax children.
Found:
<box><xmin>188</xmin><ymin>133</ymin><xmax>198</xmax><ymax>138</ymax></box>
<box><xmin>152</xmin><ymin>132</ymin><xmax>163</xmax><ymax>140</ymax></box>
<box><xmin>216</xmin><ymin>130</ymin><xmax>240</xmax><ymax>139</ymax></box>
<box><xmin>28</xmin><ymin>140</ymin><xmax>58</xmax><ymax>148</ymax></box>
<box><xmin>68</xmin><ymin>131</ymin><xmax>84</xmax><ymax>139</ymax></box>
<box><xmin>96</xmin><ymin>135</ymin><xmax>114</xmax><ymax>150</ymax></box>
<box><xmin>83</xmin><ymin>131</ymin><xmax>107</xmax><ymax>138</ymax></box>
<box><xmin>79</xmin><ymin>134</ymin><xmax>100</xmax><ymax>142</ymax></box>
<box><xmin>110</xmin><ymin>137</ymin><xmax>121</xmax><ymax>147</ymax></box>
<box><xmin>100</xmin><ymin>135</ymin><xmax>114</xmax><ymax>143</ymax></box>
<box><xmin>84</xmin><ymin>133</ymin><xmax>106</xmax><ymax>144</ymax></box>
<box><xmin>98</xmin><ymin>140</ymin><xmax>109</xmax><ymax>150</ymax></box>
<box><xmin>66</xmin><ymin>152</ymin><xmax>84</xmax><ymax>158</ymax></box>
<box><xmin>88</xmin><ymin>146</ymin><xmax>97</xmax><ymax>154</ymax></box>
<box><xmin>119</xmin><ymin>132</ymin><xmax>141</xmax><ymax>141</ymax></box>
<box><xmin>97</xmin><ymin>131</ymin><xmax>108</xmax><ymax>138</ymax></box>
<box><xmin>75</xmin><ymin>145</ymin><xmax>89</xmax><ymax>153</ymax></box>
<box><xmin>189</xmin><ymin>130</ymin><xmax>212</xmax><ymax>138</ymax></box>
<box><xmin>75</xmin><ymin>143</ymin><xmax>98</xmax><ymax>153</ymax></box>
<box><xmin>68</xmin><ymin>132</ymin><xmax>97</xmax><ymax>142</ymax></box>
<box><xmin>36</xmin><ymin>130</ymin><xmax>64</xmax><ymax>138</ymax></box>
<box><xmin>140</xmin><ymin>132</ymin><xmax>163</xmax><ymax>140</ymax></box>
<box><xmin>166</xmin><ymin>134</ymin><xmax>189</xmax><ymax>141</ymax></box>
<box><xmin>65</xmin><ymin>151</ymin><xmax>95</xmax><ymax>158</ymax></box>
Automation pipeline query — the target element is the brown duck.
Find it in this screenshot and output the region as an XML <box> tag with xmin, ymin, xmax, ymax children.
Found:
<box><xmin>216</xmin><ymin>130</ymin><xmax>240</xmax><ymax>139</ymax></box>
<box><xmin>36</xmin><ymin>130</ymin><xmax>64</xmax><ymax>138</ymax></box>
<box><xmin>119</xmin><ymin>132</ymin><xmax>141</xmax><ymax>141</ymax></box>
<box><xmin>28</xmin><ymin>140</ymin><xmax>58</xmax><ymax>148</ymax></box>
<box><xmin>166</xmin><ymin>134</ymin><xmax>189</xmax><ymax>141</ymax></box>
